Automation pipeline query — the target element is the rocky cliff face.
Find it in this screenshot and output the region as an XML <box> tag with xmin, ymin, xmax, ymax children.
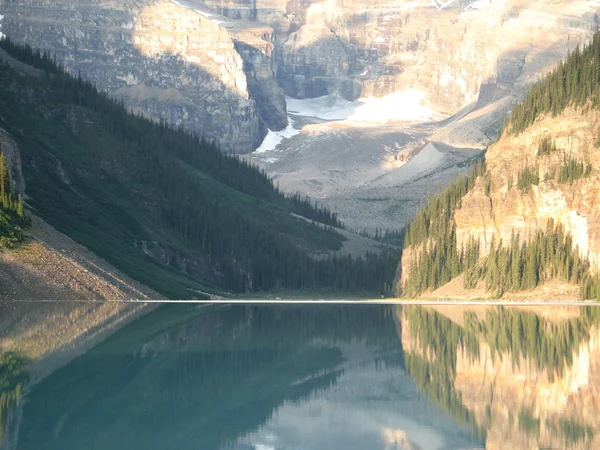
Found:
<box><xmin>192</xmin><ymin>0</ymin><xmax>597</xmax><ymax>112</ymax></box>
<box><xmin>0</xmin><ymin>0</ymin><xmax>290</xmax><ymax>153</ymax></box>
<box><xmin>0</xmin><ymin>128</ymin><xmax>25</xmax><ymax>198</ymax></box>
<box><xmin>230</xmin><ymin>23</ymin><xmax>288</xmax><ymax>132</ymax></box>
<box><xmin>453</xmin><ymin>107</ymin><xmax>600</xmax><ymax>270</ymax></box>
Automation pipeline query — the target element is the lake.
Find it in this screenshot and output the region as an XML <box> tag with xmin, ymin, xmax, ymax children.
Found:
<box><xmin>6</xmin><ymin>303</ymin><xmax>600</xmax><ymax>449</ymax></box>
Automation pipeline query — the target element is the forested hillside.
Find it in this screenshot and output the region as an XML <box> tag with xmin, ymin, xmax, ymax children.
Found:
<box><xmin>0</xmin><ymin>38</ymin><xmax>398</xmax><ymax>298</ymax></box>
<box><xmin>398</xmin><ymin>31</ymin><xmax>600</xmax><ymax>300</ymax></box>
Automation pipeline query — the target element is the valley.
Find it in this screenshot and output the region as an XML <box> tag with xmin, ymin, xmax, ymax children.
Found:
<box><xmin>2</xmin><ymin>0</ymin><xmax>598</xmax><ymax>233</ymax></box>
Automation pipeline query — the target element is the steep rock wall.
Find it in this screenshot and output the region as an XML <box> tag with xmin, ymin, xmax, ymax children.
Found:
<box><xmin>230</xmin><ymin>24</ymin><xmax>288</xmax><ymax>131</ymax></box>
<box><xmin>192</xmin><ymin>0</ymin><xmax>598</xmax><ymax>112</ymax></box>
<box><xmin>0</xmin><ymin>0</ymin><xmax>269</xmax><ymax>153</ymax></box>
<box><xmin>454</xmin><ymin>107</ymin><xmax>600</xmax><ymax>270</ymax></box>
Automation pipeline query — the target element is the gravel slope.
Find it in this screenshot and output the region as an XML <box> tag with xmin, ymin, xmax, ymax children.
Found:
<box><xmin>0</xmin><ymin>216</ymin><xmax>164</xmax><ymax>382</ymax></box>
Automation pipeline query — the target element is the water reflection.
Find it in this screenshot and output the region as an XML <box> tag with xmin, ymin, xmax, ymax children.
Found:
<box><xmin>7</xmin><ymin>304</ymin><xmax>600</xmax><ymax>449</ymax></box>
<box><xmin>400</xmin><ymin>305</ymin><xmax>600</xmax><ymax>450</ymax></box>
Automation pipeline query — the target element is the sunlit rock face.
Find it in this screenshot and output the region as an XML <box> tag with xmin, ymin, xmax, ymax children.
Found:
<box><xmin>399</xmin><ymin>305</ymin><xmax>600</xmax><ymax>450</ymax></box>
<box><xmin>0</xmin><ymin>0</ymin><xmax>276</xmax><ymax>153</ymax></box>
<box><xmin>454</xmin><ymin>107</ymin><xmax>600</xmax><ymax>270</ymax></box>
<box><xmin>191</xmin><ymin>0</ymin><xmax>597</xmax><ymax>112</ymax></box>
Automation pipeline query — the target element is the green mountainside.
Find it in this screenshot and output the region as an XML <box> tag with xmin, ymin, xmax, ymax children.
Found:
<box><xmin>0</xmin><ymin>39</ymin><xmax>398</xmax><ymax>299</ymax></box>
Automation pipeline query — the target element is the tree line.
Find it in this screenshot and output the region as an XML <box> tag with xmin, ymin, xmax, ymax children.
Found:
<box><xmin>506</xmin><ymin>31</ymin><xmax>600</xmax><ymax>134</ymax></box>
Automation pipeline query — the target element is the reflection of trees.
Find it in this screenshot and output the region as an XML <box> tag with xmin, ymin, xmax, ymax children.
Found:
<box><xmin>401</xmin><ymin>306</ymin><xmax>485</xmax><ymax>444</ymax></box>
<box><xmin>401</xmin><ymin>305</ymin><xmax>600</xmax><ymax>449</ymax></box>
<box><xmin>0</xmin><ymin>352</ymin><xmax>28</xmax><ymax>445</ymax></box>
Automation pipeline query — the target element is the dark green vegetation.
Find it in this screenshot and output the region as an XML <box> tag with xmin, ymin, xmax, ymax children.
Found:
<box><xmin>0</xmin><ymin>352</ymin><xmax>28</xmax><ymax>444</ymax></box>
<box><xmin>534</xmin><ymin>137</ymin><xmax>592</xmax><ymax>185</ymax></box>
<box><xmin>400</xmin><ymin>160</ymin><xmax>486</xmax><ymax>297</ymax></box>
<box><xmin>0</xmin><ymin>152</ymin><xmax>28</xmax><ymax>248</ymax></box>
<box><xmin>0</xmin><ymin>38</ymin><xmax>398</xmax><ymax>297</ymax></box>
<box><xmin>557</xmin><ymin>156</ymin><xmax>592</xmax><ymax>184</ymax></box>
<box><xmin>538</xmin><ymin>135</ymin><xmax>559</xmax><ymax>156</ymax></box>
<box><xmin>17</xmin><ymin>304</ymin><xmax>404</xmax><ymax>450</ymax></box>
<box><xmin>463</xmin><ymin>221</ymin><xmax>600</xmax><ymax>300</ymax></box>
<box><xmin>506</xmin><ymin>31</ymin><xmax>600</xmax><ymax>134</ymax></box>
<box><xmin>516</xmin><ymin>166</ymin><xmax>539</xmax><ymax>193</ymax></box>
<box><xmin>403</xmin><ymin>306</ymin><xmax>600</xmax><ymax>447</ymax></box>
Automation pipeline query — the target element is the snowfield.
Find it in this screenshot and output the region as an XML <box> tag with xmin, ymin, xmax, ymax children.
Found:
<box><xmin>0</xmin><ymin>15</ymin><xmax>5</xmax><ymax>39</ymax></box>
<box><xmin>286</xmin><ymin>89</ymin><xmax>443</xmax><ymax>124</ymax></box>
<box><xmin>254</xmin><ymin>117</ymin><xmax>300</xmax><ymax>153</ymax></box>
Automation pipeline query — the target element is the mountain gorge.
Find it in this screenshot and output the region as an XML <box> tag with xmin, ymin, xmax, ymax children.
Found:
<box><xmin>2</xmin><ymin>0</ymin><xmax>600</xmax><ymax>300</ymax></box>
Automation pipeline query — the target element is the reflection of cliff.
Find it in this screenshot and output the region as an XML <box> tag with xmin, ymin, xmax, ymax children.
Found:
<box><xmin>399</xmin><ymin>305</ymin><xmax>600</xmax><ymax>449</ymax></box>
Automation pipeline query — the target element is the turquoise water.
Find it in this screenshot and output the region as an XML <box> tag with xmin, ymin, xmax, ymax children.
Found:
<box><xmin>14</xmin><ymin>304</ymin><xmax>481</xmax><ymax>450</ymax></box>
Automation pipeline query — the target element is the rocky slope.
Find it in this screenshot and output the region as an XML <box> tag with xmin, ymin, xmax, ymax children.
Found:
<box><xmin>400</xmin><ymin>106</ymin><xmax>600</xmax><ymax>296</ymax></box>
<box><xmin>399</xmin><ymin>305</ymin><xmax>600</xmax><ymax>450</ymax></box>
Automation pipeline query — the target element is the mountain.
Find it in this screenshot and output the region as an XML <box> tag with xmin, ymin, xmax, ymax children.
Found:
<box><xmin>398</xmin><ymin>31</ymin><xmax>600</xmax><ymax>300</ymax></box>
<box><xmin>1</xmin><ymin>0</ymin><xmax>598</xmax><ymax>235</ymax></box>
<box><xmin>0</xmin><ymin>38</ymin><xmax>398</xmax><ymax>299</ymax></box>
<box><xmin>0</xmin><ymin>0</ymin><xmax>288</xmax><ymax>153</ymax></box>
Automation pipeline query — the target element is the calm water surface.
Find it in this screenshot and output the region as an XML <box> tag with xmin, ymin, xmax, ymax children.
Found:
<box><xmin>10</xmin><ymin>304</ymin><xmax>600</xmax><ymax>449</ymax></box>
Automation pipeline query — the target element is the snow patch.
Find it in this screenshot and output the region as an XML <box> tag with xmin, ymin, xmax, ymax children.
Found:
<box><xmin>287</xmin><ymin>89</ymin><xmax>443</xmax><ymax>124</ymax></box>
<box><xmin>254</xmin><ymin>117</ymin><xmax>300</xmax><ymax>153</ymax></box>
<box><xmin>0</xmin><ymin>14</ymin><xmax>5</xmax><ymax>39</ymax></box>
<box><xmin>171</xmin><ymin>0</ymin><xmax>223</xmax><ymax>24</ymax></box>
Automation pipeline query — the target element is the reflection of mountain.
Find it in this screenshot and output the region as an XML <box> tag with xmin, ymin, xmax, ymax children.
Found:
<box><xmin>399</xmin><ymin>305</ymin><xmax>600</xmax><ymax>449</ymax></box>
<box><xmin>15</xmin><ymin>305</ymin><xmax>402</xmax><ymax>450</ymax></box>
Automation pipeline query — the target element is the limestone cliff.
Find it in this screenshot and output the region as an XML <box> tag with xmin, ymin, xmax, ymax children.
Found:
<box><xmin>454</xmin><ymin>108</ymin><xmax>600</xmax><ymax>270</ymax></box>
<box><xmin>192</xmin><ymin>0</ymin><xmax>597</xmax><ymax>112</ymax></box>
<box><xmin>0</xmin><ymin>0</ymin><xmax>289</xmax><ymax>153</ymax></box>
<box><xmin>1</xmin><ymin>0</ymin><xmax>597</xmax><ymax>152</ymax></box>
